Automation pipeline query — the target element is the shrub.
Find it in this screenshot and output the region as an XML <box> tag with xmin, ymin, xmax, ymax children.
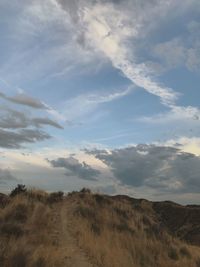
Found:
<box><xmin>0</xmin><ymin>193</ymin><xmax>9</xmax><ymax>208</ymax></box>
<box><xmin>114</xmin><ymin>207</ymin><xmax>129</xmax><ymax>219</ymax></box>
<box><xmin>168</xmin><ymin>246</ymin><xmax>179</xmax><ymax>260</ymax></box>
<box><xmin>80</xmin><ymin>188</ymin><xmax>91</xmax><ymax>194</ymax></box>
<box><xmin>179</xmin><ymin>246</ymin><xmax>191</xmax><ymax>259</ymax></box>
<box><xmin>196</xmin><ymin>258</ymin><xmax>200</xmax><ymax>267</ymax></box>
<box><xmin>91</xmin><ymin>223</ymin><xmax>101</xmax><ymax>235</ymax></box>
<box><xmin>47</xmin><ymin>191</ymin><xmax>64</xmax><ymax>203</ymax></box>
<box><xmin>9</xmin><ymin>249</ymin><xmax>29</xmax><ymax>267</ymax></box>
<box><xmin>75</xmin><ymin>206</ymin><xmax>95</xmax><ymax>220</ymax></box>
<box><xmin>0</xmin><ymin>223</ymin><xmax>23</xmax><ymax>237</ymax></box>
<box><xmin>5</xmin><ymin>203</ymin><xmax>28</xmax><ymax>223</ymax></box>
<box><xmin>10</xmin><ymin>184</ymin><xmax>27</xmax><ymax>197</ymax></box>
<box><xmin>94</xmin><ymin>194</ymin><xmax>111</xmax><ymax>206</ymax></box>
<box><xmin>32</xmin><ymin>257</ymin><xmax>46</xmax><ymax>267</ymax></box>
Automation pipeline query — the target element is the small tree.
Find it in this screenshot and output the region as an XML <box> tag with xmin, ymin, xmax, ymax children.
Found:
<box><xmin>10</xmin><ymin>184</ymin><xmax>27</xmax><ymax>197</ymax></box>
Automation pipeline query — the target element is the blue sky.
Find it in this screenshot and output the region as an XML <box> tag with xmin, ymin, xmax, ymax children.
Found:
<box><xmin>0</xmin><ymin>0</ymin><xmax>200</xmax><ymax>203</ymax></box>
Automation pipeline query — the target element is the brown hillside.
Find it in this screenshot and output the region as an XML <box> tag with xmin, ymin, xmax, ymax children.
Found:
<box><xmin>0</xmin><ymin>188</ymin><xmax>200</xmax><ymax>267</ymax></box>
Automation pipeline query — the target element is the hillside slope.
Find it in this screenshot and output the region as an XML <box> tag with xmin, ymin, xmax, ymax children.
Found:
<box><xmin>0</xmin><ymin>188</ymin><xmax>200</xmax><ymax>267</ymax></box>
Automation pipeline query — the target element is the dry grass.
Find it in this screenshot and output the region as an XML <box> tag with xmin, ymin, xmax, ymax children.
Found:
<box><xmin>67</xmin><ymin>191</ymin><xmax>200</xmax><ymax>267</ymax></box>
<box><xmin>0</xmin><ymin>189</ymin><xmax>63</xmax><ymax>267</ymax></box>
<box><xmin>0</xmin><ymin>188</ymin><xmax>200</xmax><ymax>267</ymax></box>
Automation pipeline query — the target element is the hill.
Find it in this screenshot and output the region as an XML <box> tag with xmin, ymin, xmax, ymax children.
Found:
<box><xmin>0</xmin><ymin>187</ymin><xmax>200</xmax><ymax>267</ymax></box>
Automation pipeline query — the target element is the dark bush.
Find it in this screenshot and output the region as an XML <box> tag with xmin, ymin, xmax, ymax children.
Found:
<box><xmin>1</xmin><ymin>223</ymin><xmax>23</xmax><ymax>237</ymax></box>
<box><xmin>115</xmin><ymin>223</ymin><xmax>134</xmax><ymax>234</ymax></box>
<box><xmin>114</xmin><ymin>207</ymin><xmax>129</xmax><ymax>219</ymax></box>
<box><xmin>9</xmin><ymin>249</ymin><xmax>29</xmax><ymax>267</ymax></box>
<box><xmin>168</xmin><ymin>246</ymin><xmax>179</xmax><ymax>260</ymax></box>
<box><xmin>0</xmin><ymin>193</ymin><xmax>9</xmax><ymax>208</ymax></box>
<box><xmin>142</xmin><ymin>215</ymin><xmax>152</xmax><ymax>226</ymax></box>
<box><xmin>91</xmin><ymin>223</ymin><xmax>101</xmax><ymax>235</ymax></box>
<box><xmin>47</xmin><ymin>191</ymin><xmax>64</xmax><ymax>203</ymax></box>
<box><xmin>5</xmin><ymin>203</ymin><xmax>28</xmax><ymax>223</ymax></box>
<box><xmin>75</xmin><ymin>206</ymin><xmax>95</xmax><ymax>219</ymax></box>
<box><xmin>95</xmin><ymin>194</ymin><xmax>111</xmax><ymax>206</ymax></box>
<box><xmin>196</xmin><ymin>257</ymin><xmax>200</xmax><ymax>267</ymax></box>
<box><xmin>10</xmin><ymin>184</ymin><xmax>27</xmax><ymax>197</ymax></box>
<box><xmin>80</xmin><ymin>188</ymin><xmax>91</xmax><ymax>194</ymax></box>
<box><xmin>32</xmin><ymin>257</ymin><xmax>46</xmax><ymax>267</ymax></box>
<box><xmin>180</xmin><ymin>246</ymin><xmax>191</xmax><ymax>259</ymax></box>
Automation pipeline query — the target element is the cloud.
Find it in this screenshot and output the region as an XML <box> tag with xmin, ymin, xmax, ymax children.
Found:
<box><xmin>0</xmin><ymin>92</ymin><xmax>48</xmax><ymax>109</ymax></box>
<box><xmin>61</xmin><ymin>86</ymin><xmax>133</xmax><ymax>121</ymax></box>
<box><xmin>0</xmin><ymin>99</ymin><xmax>63</xmax><ymax>148</ymax></box>
<box><xmin>85</xmin><ymin>144</ymin><xmax>200</xmax><ymax>193</ymax></box>
<box><xmin>48</xmin><ymin>156</ymin><xmax>100</xmax><ymax>180</ymax></box>
<box><xmin>0</xmin><ymin>107</ymin><xmax>63</xmax><ymax>131</ymax></box>
<box><xmin>32</xmin><ymin>117</ymin><xmax>64</xmax><ymax>129</ymax></box>
<box><xmin>153</xmin><ymin>24</ymin><xmax>200</xmax><ymax>72</ymax></box>
<box><xmin>79</xmin><ymin>2</ymin><xmax>178</xmax><ymax>106</ymax></box>
<box><xmin>138</xmin><ymin>105</ymin><xmax>200</xmax><ymax>124</ymax></box>
<box><xmin>0</xmin><ymin>128</ymin><xmax>51</xmax><ymax>149</ymax></box>
<box><xmin>56</xmin><ymin>0</ymin><xmax>200</xmax><ymax>124</ymax></box>
<box><xmin>153</xmin><ymin>38</ymin><xmax>187</xmax><ymax>68</ymax></box>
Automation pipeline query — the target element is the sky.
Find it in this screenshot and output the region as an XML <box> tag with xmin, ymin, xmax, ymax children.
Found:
<box><xmin>0</xmin><ymin>0</ymin><xmax>200</xmax><ymax>204</ymax></box>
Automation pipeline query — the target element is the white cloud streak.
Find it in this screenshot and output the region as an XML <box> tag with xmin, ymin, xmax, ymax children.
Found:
<box><xmin>81</xmin><ymin>3</ymin><xmax>178</xmax><ymax>106</ymax></box>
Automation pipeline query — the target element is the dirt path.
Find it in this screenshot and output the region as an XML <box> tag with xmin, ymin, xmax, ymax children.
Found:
<box><xmin>52</xmin><ymin>201</ymin><xmax>96</xmax><ymax>267</ymax></box>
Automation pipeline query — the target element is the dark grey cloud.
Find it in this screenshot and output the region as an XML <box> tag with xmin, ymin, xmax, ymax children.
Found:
<box><xmin>48</xmin><ymin>156</ymin><xmax>100</xmax><ymax>180</ymax></box>
<box><xmin>0</xmin><ymin>107</ymin><xmax>63</xmax><ymax>148</ymax></box>
<box><xmin>0</xmin><ymin>108</ymin><xmax>63</xmax><ymax>130</ymax></box>
<box><xmin>0</xmin><ymin>128</ymin><xmax>50</xmax><ymax>148</ymax></box>
<box><xmin>85</xmin><ymin>145</ymin><xmax>200</xmax><ymax>193</ymax></box>
<box><xmin>0</xmin><ymin>169</ymin><xmax>19</xmax><ymax>185</ymax></box>
<box><xmin>0</xmin><ymin>92</ymin><xmax>48</xmax><ymax>109</ymax></box>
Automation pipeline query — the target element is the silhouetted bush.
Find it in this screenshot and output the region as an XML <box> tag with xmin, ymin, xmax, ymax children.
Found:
<box><xmin>80</xmin><ymin>188</ymin><xmax>91</xmax><ymax>194</ymax></box>
<box><xmin>10</xmin><ymin>184</ymin><xmax>27</xmax><ymax>197</ymax></box>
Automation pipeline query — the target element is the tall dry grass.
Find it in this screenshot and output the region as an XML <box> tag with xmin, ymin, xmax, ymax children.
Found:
<box><xmin>67</xmin><ymin>191</ymin><xmax>200</xmax><ymax>267</ymax></box>
<box><xmin>0</xmin><ymin>189</ymin><xmax>63</xmax><ymax>267</ymax></box>
<box><xmin>0</xmin><ymin>188</ymin><xmax>200</xmax><ymax>267</ymax></box>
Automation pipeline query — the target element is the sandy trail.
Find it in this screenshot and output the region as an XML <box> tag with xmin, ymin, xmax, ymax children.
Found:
<box><xmin>52</xmin><ymin>201</ymin><xmax>96</xmax><ymax>267</ymax></box>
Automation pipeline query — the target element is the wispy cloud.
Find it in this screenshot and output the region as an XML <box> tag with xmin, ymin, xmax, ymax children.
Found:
<box><xmin>60</xmin><ymin>85</ymin><xmax>133</xmax><ymax>121</ymax></box>
<box><xmin>57</xmin><ymin>0</ymin><xmax>199</xmax><ymax>122</ymax></box>
<box><xmin>0</xmin><ymin>91</ymin><xmax>49</xmax><ymax>109</ymax></box>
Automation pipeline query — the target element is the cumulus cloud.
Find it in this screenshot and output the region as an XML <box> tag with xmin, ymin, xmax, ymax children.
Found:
<box><xmin>0</xmin><ymin>128</ymin><xmax>51</xmax><ymax>149</ymax></box>
<box><xmin>85</xmin><ymin>144</ymin><xmax>200</xmax><ymax>193</ymax></box>
<box><xmin>48</xmin><ymin>156</ymin><xmax>100</xmax><ymax>180</ymax></box>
